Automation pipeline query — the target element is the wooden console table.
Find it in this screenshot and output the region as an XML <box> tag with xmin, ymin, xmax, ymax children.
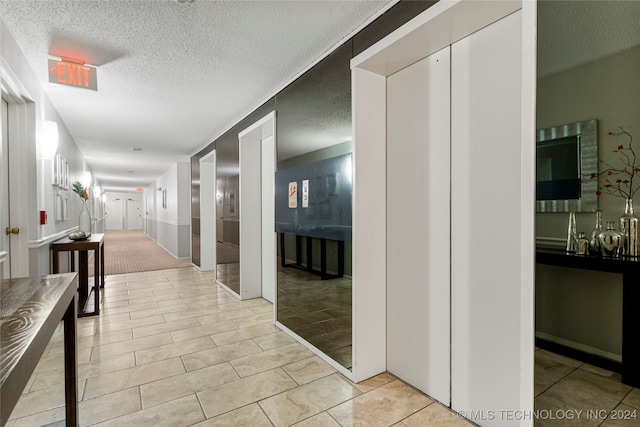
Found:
<box><xmin>1</xmin><ymin>273</ymin><xmax>78</xmax><ymax>427</ymax></box>
<box><xmin>536</xmin><ymin>248</ymin><xmax>640</xmax><ymax>388</ymax></box>
<box><xmin>52</xmin><ymin>233</ymin><xmax>105</xmax><ymax>317</ymax></box>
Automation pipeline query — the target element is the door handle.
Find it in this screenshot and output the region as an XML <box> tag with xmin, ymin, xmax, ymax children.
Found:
<box><xmin>5</xmin><ymin>227</ymin><xmax>20</xmax><ymax>235</ymax></box>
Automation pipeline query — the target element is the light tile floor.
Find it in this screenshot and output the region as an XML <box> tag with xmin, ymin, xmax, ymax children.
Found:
<box><xmin>7</xmin><ymin>267</ymin><xmax>469</xmax><ymax>427</ymax></box>
<box><xmin>534</xmin><ymin>348</ymin><xmax>640</xmax><ymax>427</ymax></box>
<box><xmin>12</xmin><ymin>267</ymin><xmax>637</xmax><ymax>426</ymax></box>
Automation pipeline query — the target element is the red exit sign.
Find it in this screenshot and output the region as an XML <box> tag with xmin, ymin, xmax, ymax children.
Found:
<box><xmin>48</xmin><ymin>59</ymin><xmax>97</xmax><ymax>90</ymax></box>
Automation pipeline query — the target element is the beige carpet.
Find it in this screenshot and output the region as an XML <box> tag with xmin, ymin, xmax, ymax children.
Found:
<box><xmin>100</xmin><ymin>230</ymin><xmax>192</xmax><ymax>275</ymax></box>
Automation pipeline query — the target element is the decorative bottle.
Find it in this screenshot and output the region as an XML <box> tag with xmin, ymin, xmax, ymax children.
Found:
<box><xmin>79</xmin><ymin>200</ymin><xmax>91</xmax><ymax>234</ymax></box>
<box><xmin>589</xmin><ymin>210</ymin><xmax>603</xmax><ymax>255</ymax></box>
<box><xmin>619</xmin><ymin>199</ymin><xmax>638</xmax><ymax>257</ymax></box>
<box><xmin>576</xmin><ymin>232</ymin><xmax>590</xmax><ymax>255</ymax></box>
<box><xmin>598</xmin><ymin>221</ymin><xmax>622</xmax><ymax>258</ymax></box>
<box><xmin>566</xmin><ymin>212</ymin><xmax>577</xmax><ymax>253</ymax></box>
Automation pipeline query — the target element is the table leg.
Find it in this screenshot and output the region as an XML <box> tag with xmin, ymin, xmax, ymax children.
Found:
<box><xmin>94</xmin><ymin>248</ymin><xmax>100</xmax><ymax>315</ymax></box>
<box><xmin>338</xmin><ymin>240</ymin><xmax>345</xmax><ymax>277</ymax></box>
<box><xmin>622</xmin><ymin>273</ymin><xmax>640</xmax><ymax>387</ymax></box>
<box><xmin>100</xmin><ymin>243</ymin><xmax>105</xmax><ymax>288</ymax></box>
<box><xmin>52</xmin><ymin>250</ymin><xmax>59</xmax><ymax>274</ymax></box>
<box><xmin>320</xmin><ymin>239</ymin><xmax>327</xmax><ymax>279</ymax></box>
<box><xmin>78</xmin><ymin>251</ymin><xmax>88</xmax><ymax>299</ymax></box>
<box><xmin>63</xmin><ymin>294</ymin><xmax>78</xmax><ymax>426</ymax></box>
<box><xmin>307</xmin><ymin>237</ymin><xmax>313</xmax><ymax>273</ymax></box>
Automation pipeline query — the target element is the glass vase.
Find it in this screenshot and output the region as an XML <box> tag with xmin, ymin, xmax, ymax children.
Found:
<box><xmin>620</xmin><ymin>199</ymin><xmax>638</xmax><ymax>257</ymax></box>
<box><xmin>599</xmin><ymin>221</ymin><xmax>622</xmax><ymax>258</ymax></box>
<box><xmin>566</xmin><ymin>212</ymin><xmax>577</xmax><ymax>253</ymax></box>
<box><xmin>79</xmin><ymin>200</ymin><xmax>91</xmax><ymax>234</ymax></box>
<box><xmin>589</xmin><ymin>210</ymin><xmax>603</xmax><ymax>255</ymax></box>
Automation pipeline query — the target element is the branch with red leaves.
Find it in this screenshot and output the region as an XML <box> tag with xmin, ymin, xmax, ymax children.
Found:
<box><xmin>589</xmin><ymin>127</ymin><xmax>638</xmax><ymax>200</ymax></box>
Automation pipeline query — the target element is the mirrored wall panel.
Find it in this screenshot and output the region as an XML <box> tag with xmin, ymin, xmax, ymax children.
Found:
<box><xmin>215</xmin><ymin>163</ymin><xmax>240</xmax><ymax>294</ymax></box>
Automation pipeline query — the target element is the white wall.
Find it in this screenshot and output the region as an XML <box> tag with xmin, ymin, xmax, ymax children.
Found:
<box><xmin>2</xmin><ymin>19</ymin><xmax>91</xmax><ymax>277</ymax></box>
<box><xmin>535</xmin><ymin>45</ymin><xmax>640</xmax><ymax>359</ymax></box>
<box><xmin>156</xmin><ymin>162</ymin><xmax>191</xmax><ymax>258</ymax></box>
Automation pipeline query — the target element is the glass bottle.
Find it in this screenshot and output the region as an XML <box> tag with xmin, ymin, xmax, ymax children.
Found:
<box><xmin>566</xmin><ymin>212</ymin><xmax>577</xmax><ymax>253</ymax></box>
<box><xmin>589</xmin><ymin>210</ymin><xmax>603</xmax><ymax>255</ymax></box>
<box><xmin>620</xmin><ymin>199</ymin><xmax>638</xmax><ymax>257</ymax></box>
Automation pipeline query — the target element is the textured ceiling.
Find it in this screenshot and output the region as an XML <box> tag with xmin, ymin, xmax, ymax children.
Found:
<box><xmin>2</xmin><ymin>1</ymin><xmax>638</xmax><ymax>192</ymax></box>
<box><xmin>537</xmin><ymin>0</ymin><xmax>640</xmax><ymax>77</ymax></box>
<box><xmin>0</xmin><ymin>0</ymin><xmax>393</xmax><ymax>191</ymax></box>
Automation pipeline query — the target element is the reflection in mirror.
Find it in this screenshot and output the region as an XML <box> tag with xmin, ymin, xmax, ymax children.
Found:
<box><xmin>275</xmin><ymin>42</ymin><xmax>353</xmax><ymax>370</ymax></box>
<box><xmin>215</xmin><ymin>139</ymin><xmax>240</xmax><ymax>295</ymax></box>
<box><xmin>536</xmin><ymin>119</ymin><xmax>598</xmax><ymax>213</ymax></box>
<box><xmin>276</xmin><ymin>153</ymin><xmax>353</xmax><ymax>368</ymax></box>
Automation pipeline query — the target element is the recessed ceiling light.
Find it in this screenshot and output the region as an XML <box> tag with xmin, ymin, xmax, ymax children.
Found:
<box><xmin>131</xmin><ymin>147</ymin><xmax>143</xmax><ymax>151</ymax></box>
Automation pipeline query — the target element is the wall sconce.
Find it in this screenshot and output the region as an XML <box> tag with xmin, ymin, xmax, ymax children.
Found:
<box><xmin>80</xmin><ymin>171</ymin><xmax>92</xmax><ymax>188</ymax></box>
<box><xmin>93</xmin><ymin>185</ymin><xmax>101</xmax><ymax>198</ymax></box>
<box><xmin>40</xmin><ymin>120</ymin><xmax>59</xmax><ymax>159</ymax></box>
<box><xmin>101</xmin><ymin>193</ymin><xmax>107</xmax><ymax>203</ymax></box>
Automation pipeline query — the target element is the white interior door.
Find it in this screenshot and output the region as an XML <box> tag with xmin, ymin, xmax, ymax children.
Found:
<box><xmin>1</xmin><ymin>97</ymin><xmax>10</xmax><ymax>278</ymax></box>
<box><xmin>126</xmin><ymin>199</ymin><xmax>141</xmax><ymax>229</ymax></box>
<box><xmin>450</xmin><ymin>10</ymin><xmax>534</xmax><ymax>420</ymax></box>
<box><xmin>105</xmin><ymin>198</ymin><xmax>123</xmax><ymax>230</ymax></box>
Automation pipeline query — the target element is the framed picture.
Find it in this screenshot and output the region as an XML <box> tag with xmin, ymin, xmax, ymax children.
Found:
<box><xmin>64</xmin><ymin>161</ymin><xmax>69</xmax><ymax>189</ymax></box>
<box><xmin>52</xmin><ymin>153</ymin><xmax>60</xmax><ymax>186</ymax></box>
<box><xmin>229</xmin><ymin>192</ymin><xmax>236</xmax><ymax>216</ymax></box>
<box><xmin>55</xmin><ymin>193</ymin><xmax>63</xmax><ymax>221</ymax></box>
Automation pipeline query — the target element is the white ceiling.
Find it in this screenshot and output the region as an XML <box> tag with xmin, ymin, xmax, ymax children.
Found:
<box><xmin>0</xmin><ymin>0</ymin><xmax>393</xmax><ymax>192</ymax></box>
<box><xmin>1</xmin><ymin>1</ymin><xmax>638</xmax><ymax>192</ymax></box>
<box><xmin>537</xmin><ymin>0</ymin><xmax>640</xmax><ymax>78</ymax></box>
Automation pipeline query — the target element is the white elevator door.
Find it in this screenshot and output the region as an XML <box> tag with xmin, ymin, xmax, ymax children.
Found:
<box><xmin>386</xmin><ymin>46</ymin><xmax>451</xmax><ymax>404</ymax></box>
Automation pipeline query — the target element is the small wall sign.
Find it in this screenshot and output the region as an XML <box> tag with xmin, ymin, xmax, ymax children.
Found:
<box><xmin>288</xmin><ymin>182</ymin><xmax>298</xmax><ymax>208</ymax></box>
<box><xmin>302</xmin><ymin>179</ymin><xmax>309</xmax><ymax>208</ymax></box>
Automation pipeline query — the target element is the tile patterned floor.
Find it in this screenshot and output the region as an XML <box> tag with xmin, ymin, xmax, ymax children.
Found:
<box><xmin>276</xmin><ymin>267</ymin><xmax>352</xmax><ymax>370</ymax></box>
<box><xmin>215</xmin><ymin>263</ymin><xmax>239</xmax><ymax>295</ymax></box>
<box><xmin>534</xmin><ymin>348</ymin><xmax>640</xmax><ymax>426</ymax></box>
<box><xmin>6</xmin><ymin>267</ymin><xmax>468</xmax><ymax>427</ymax></box>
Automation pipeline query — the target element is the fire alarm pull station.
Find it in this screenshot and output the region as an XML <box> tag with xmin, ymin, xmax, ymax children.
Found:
<box><xmin>40</xmin><ymin>210</ymin><xmax>48</xmax><ymax>225</ymax></box>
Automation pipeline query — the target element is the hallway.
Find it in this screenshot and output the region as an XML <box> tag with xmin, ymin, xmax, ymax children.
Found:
<box><xmin>100</xmin><ymin>231</ymin><xmax>192</xmax><ymax>275</ymax></box>
<box><xmin>6</xmin><ymin>268</ymin><xmax>471</xmax><ymax>427</ymax></box>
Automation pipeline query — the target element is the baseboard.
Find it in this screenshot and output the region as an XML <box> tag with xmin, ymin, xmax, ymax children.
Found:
<box><xmin>535</xmin><ymin>335</ymin><xmax>622</xmax><ymax>373</ymax></box>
